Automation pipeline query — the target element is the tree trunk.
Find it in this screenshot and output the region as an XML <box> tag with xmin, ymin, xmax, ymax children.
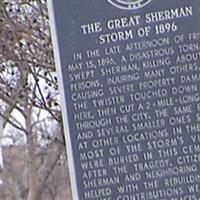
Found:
<box><xmin>27</xmin><ymin>135</ymin><xmax>38</xmax><ymax>200</ymax></box>
<box><xmin>25</xmin><ymin>104</ymin><xmax>38</xmax><ymax>200</ymax></box>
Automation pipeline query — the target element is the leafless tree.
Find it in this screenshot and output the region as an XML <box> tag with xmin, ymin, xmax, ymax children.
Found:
<box><xmin>0</xmin><ymin>1</ymin><xmax>72</xmax><ymax>199</ymax></box>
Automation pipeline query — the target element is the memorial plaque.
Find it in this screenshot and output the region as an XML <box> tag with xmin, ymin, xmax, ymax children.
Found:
<box><xmin>48</xmin><ymin>0</ymin><xmax>200</xmax><ymax>199</ymax></box>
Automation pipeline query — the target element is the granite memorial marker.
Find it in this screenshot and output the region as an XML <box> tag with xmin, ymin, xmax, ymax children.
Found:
<box><xmin>48</xmin><ymin>0</ymin><xmax>200</xmax><ymax>199</ymax></box>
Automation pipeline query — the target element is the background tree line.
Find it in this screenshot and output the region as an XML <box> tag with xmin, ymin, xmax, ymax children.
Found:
<box><xmin>0</xmin><ymin>0</ymin><xmax>72</xmax><ymax>199</ymax></box>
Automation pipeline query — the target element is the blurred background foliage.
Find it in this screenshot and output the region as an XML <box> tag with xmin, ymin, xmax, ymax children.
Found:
<box><xmin>0</xmin><ymin>0</ymin><xmax>72</xmax><ymax>199</ymax></box>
